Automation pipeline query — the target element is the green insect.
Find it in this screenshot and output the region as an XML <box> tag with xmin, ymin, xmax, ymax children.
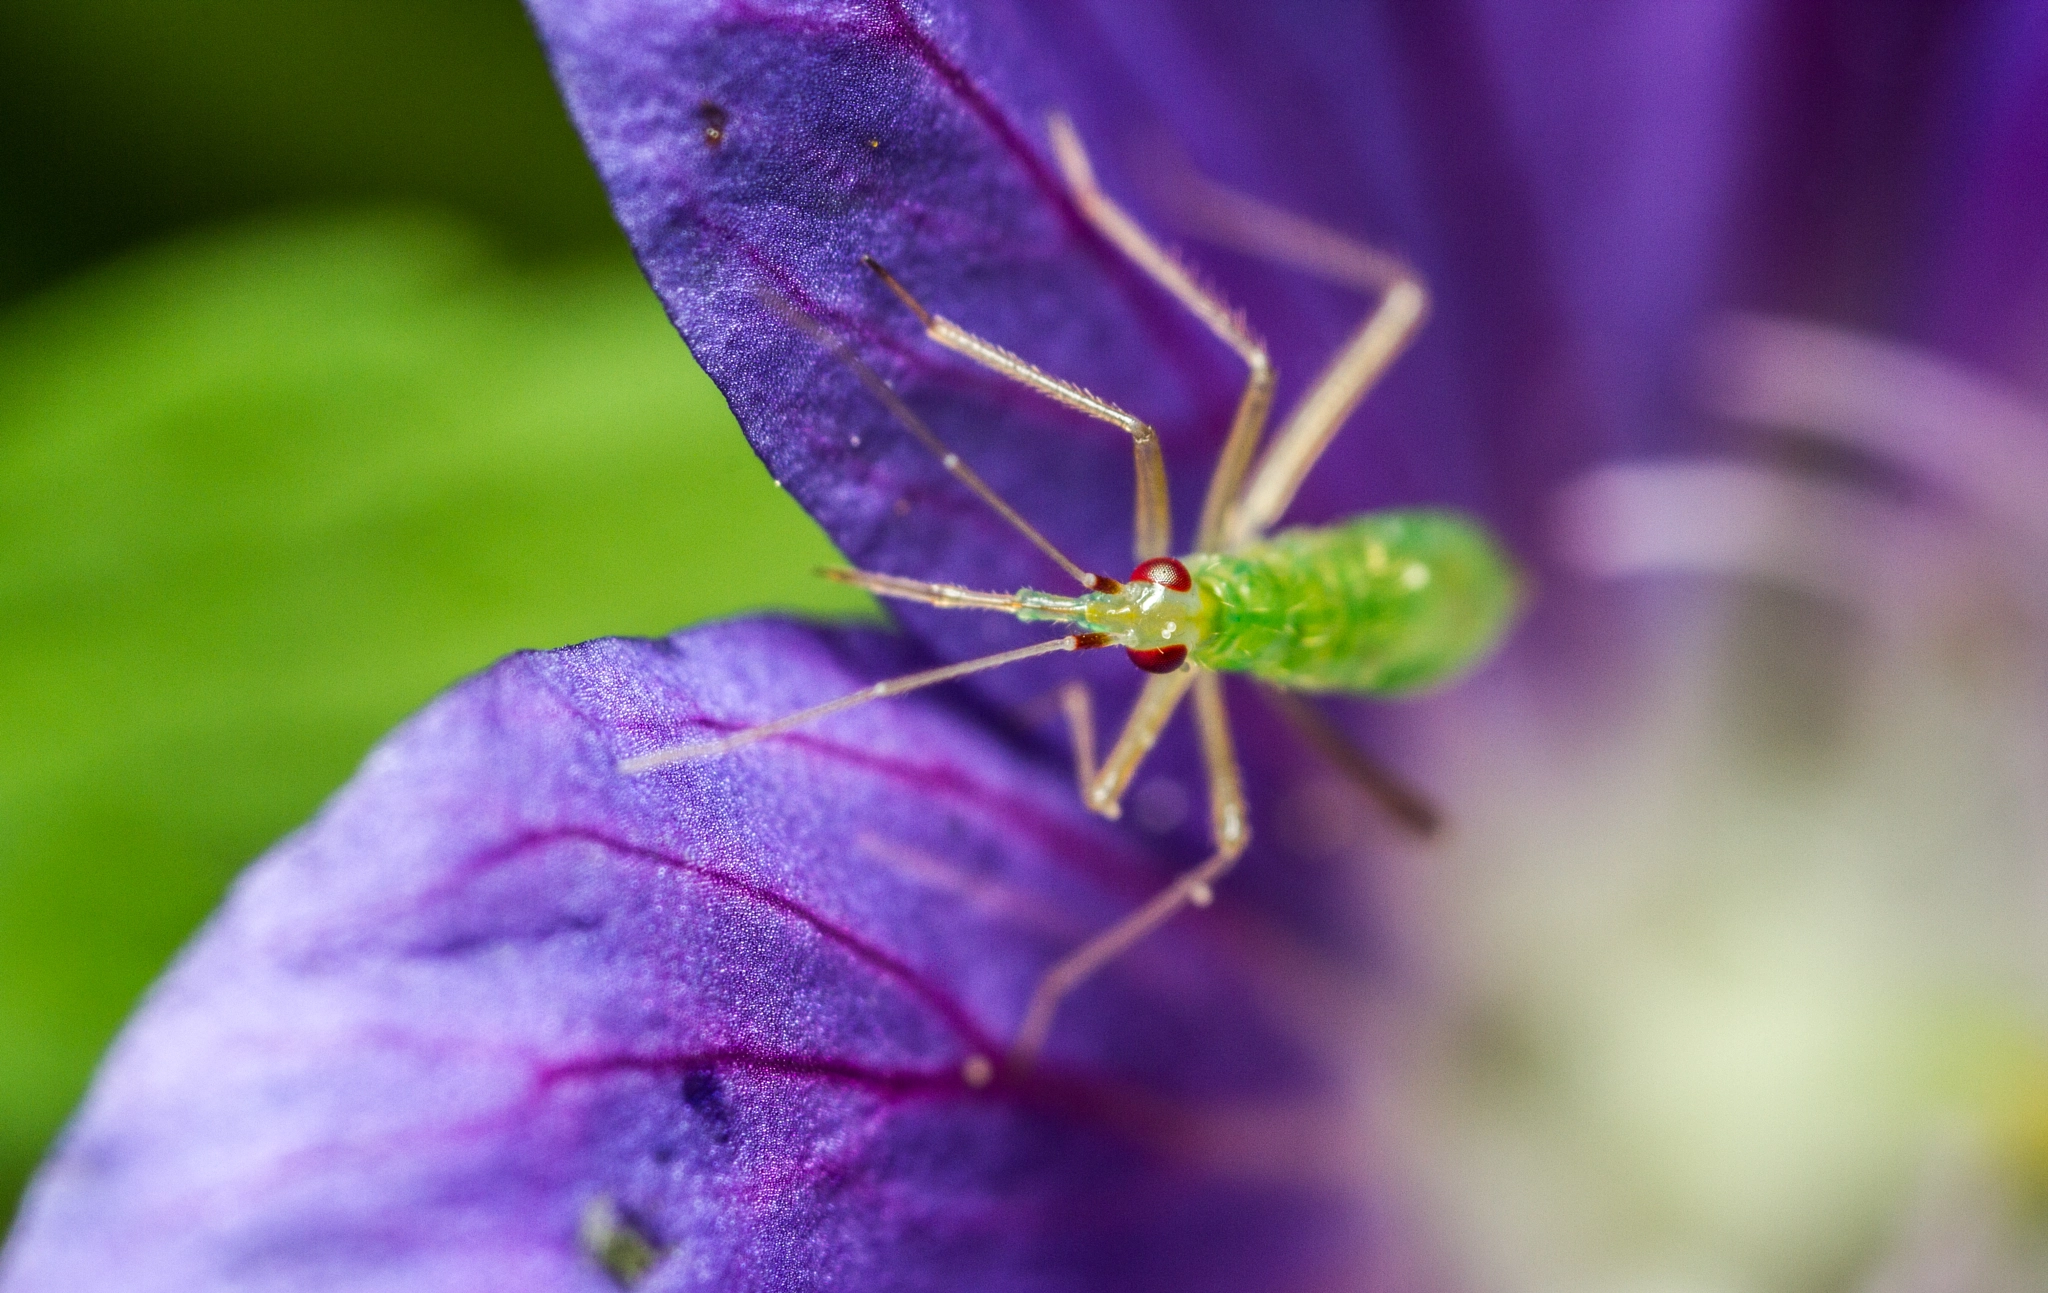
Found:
<box><xmin>623</xmin><ymin>115</ymin><xmax>1519</xmax><ymax>1073</ymax></box>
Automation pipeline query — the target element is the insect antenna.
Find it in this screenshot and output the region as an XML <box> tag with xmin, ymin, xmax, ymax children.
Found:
<box><xmin>818</xmin><ymin>568</ymin><xmax>1029</xmax><ymax>611</ymax></box>
<box><xmin>757</xmin><ymin>281</ymin><xmax>1121</xmax><ymax>595</ymax></box>
<box><xmin>619</xmin><ymin>633</ymin><xmax>1115</xmax><ymax>772</ymax></box>
<box><xmin>816</xmin><ymin>567</ymin><xmax>1093</xmax><ymax>619</ymax></box>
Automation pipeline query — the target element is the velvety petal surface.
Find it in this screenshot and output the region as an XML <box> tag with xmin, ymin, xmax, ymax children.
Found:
<box><xmin>525</xmin><ymin>0</ymin><xmax>1186</xmax><ymax>679</ymax></box>
<box><xmin>0</xmin><ymin>621</ymin><xmax>1346</xmax><ymax>1293</ymax></box>
<box><xmin>520</xmin><ymin>0</ymin><xmax>1752</xmax><ymax>620</ymax></box>
<box><xmin>529</xmin><ymin>0</ymin><xmax>2045</xmax><ymax>596</ymax></box>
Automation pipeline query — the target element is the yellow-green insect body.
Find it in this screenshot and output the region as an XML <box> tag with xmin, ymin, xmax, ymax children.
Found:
<box><xmin>1016</xmin><ymin>509</ymin><xmax>1518</xmax><ymax>694</ymax></box>
<box><xmin>1190</xmin><ymin>510</ymin><xmax>1519</xmax><ymax>693</ymax></box>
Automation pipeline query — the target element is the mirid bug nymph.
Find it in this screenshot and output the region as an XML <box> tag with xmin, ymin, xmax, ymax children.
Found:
<box><xmin>621</xmin><ymin>114</ymin><xmax>1520</xmax><ymax>1076</ymax></box>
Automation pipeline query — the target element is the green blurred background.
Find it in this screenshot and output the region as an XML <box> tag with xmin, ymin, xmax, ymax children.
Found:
<box><xmin>0</xmin><ymin>0</ymin><xmax>867</xmax><ymax>1223</ymax></box>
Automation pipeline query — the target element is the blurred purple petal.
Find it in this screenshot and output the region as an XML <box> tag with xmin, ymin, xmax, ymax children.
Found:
<box><xmin>0</xmin><ymin>621</ymin><xmax>1352</xmax><ymax>1292</ymax></box>
<box><xmin>1911</xmin><ymin>0</ymin><xmax>2048</xmax><ymax>382</ymax></box>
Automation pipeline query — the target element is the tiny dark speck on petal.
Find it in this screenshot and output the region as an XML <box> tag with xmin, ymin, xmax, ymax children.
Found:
<box><xmin>681</xmin><ymin>1068</ymin><xmax>721</xmax><ymax>1109</ymax></box>
<box><xmin>681</xmin><ymin>1067</ymin><xmax>732</xmax><ymax>1142</ymax></box>
<box><xmin>696</xmin><ymin>101</ymin><xmax>728</xmax><ymax>147</ymax></box>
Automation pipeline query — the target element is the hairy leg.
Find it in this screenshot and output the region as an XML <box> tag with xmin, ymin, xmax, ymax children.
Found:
<box><xmin>1011</xmin><ymin>668</ymin><xmax>1248</xmax><ymax>1067</ymax></box>
<box><xmin>1047</xmin><ymin>113</ymin><xmax>1274</xmax><ymax>552</ymax></box>
<box><xmin>864</xmin><ymin>256</ymin><xmax>1173</xmax><ymax>561</ymax></box>
<box><xmin>1259</xmin><ymin>686</ymin><xmax>1440</xmax><ymax>837</ymax></box>
<box><xmin>1077</xmin><ymin>666</ymin><xmax>1198</xmax><ymax>820</ymax></box>
<box><xmin>1059</xmin><ymin>680</ymin><xmax>1099</xmax><ymax>801</ymax></box>
<box><xmin>1161</xmin><ymin>177</ymin><xmax>1428</xmax><ymax>545</ymax></box>
<box><xmin>764</xmin><ymin>280</ymin><xmax>1112</xmax><ymax>592</ymax></box>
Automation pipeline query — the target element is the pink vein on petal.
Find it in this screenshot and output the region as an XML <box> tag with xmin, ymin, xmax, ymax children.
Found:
<box><xmin>536</xmin><ymin>1047</ymin><xmax>974</xmax><ymax>1099</ymax></box>
<box><xmin>446</xmin><ymin>825</ymin><xmax>1004</xmax><ymax>1053</ymax></box>
<box><xmin>685</xmin><ymin>0</ymin><xmax>1222</xmax><ymax>391</ymax></box>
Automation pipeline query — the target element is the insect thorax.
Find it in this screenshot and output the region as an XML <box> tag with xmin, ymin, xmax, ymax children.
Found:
<box><xmin>1187</xmin><ymin>510</ymin><xmax>1519</xmax><ymax>694</ymax></box>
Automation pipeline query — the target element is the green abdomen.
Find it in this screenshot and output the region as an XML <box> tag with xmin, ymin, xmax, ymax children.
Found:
<box><xmin>1189</xmin><ymin>510</ymin><xmax>1519</xmax><ymax>694</ymax></box>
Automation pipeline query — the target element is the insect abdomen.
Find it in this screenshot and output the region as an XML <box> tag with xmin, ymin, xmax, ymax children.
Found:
<box><xmin>1189</xmin><ymin>510</ymin><xmax>1518</xmax><ymax>694</ymax></box>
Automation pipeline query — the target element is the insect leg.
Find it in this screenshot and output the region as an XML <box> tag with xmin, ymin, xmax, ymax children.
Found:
<box><xmin>1078</xmin><ymin>666</ymin><xmax>1197</xmax><ymax>819</ymax></box>
<box><xmin>1046</xmin><ymin>114</ymin><xmax>1275</xmax><ymax>553</ymax></box>
<box><xmin>862</xmin><ymin>256</ymin><xmax>1173</xmax><ymax>561</ymax></box>
<box><xmin>1059</xmin><ymin>681</ymin><xmax>1099</xmax><ymax>801</ymax></box>
<box><xmin>1168</xmin><ymin>181</ymin><xmax>1428</xmax><ymax>545</ymax></box>
<box><xmin>1011</xmin><ymin>668</ymin><xmax>1247</xmax><ymax>1067</ymax></box>
<box><xmin>1259</xmin><ymin>686</ymin><xmax>1441</xmax><ymax>837</ymax></box>
<box><xmin>762</xmin><ymin>280</ymin><xmax>1112</xmax><ymax>593</ymax></box>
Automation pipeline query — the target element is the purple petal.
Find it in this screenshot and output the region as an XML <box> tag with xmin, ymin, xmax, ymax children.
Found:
<box><xmin>531</xmin><ymin>1</ymin><xmax>2048</xmax><ymax>592</ymax></box>
<box><xmin>511</xmin><ymin>0</ymin><xmax>1738</xmax><ymax>950</ymax></box>
<box><xmin>1910</xmin><ymin>0</ymin><xmax>2048</xmax><ymax>384</ymax></box>
<box><xmin>526</xmin><ymin>0</ymin><xmax>1210</xmax><ymax>677</ymax></box>
<box><xmin>514</xmin><ymin>4</ymin><xmax>1557</xmax><ymax>937</ymax></box>
<box><xmin>0</xmin><ymin>621</ymin><xmax>1357</xmax><ymax>1292</ymax></box>
<box><xmin>522</xmin><ymin>0</ymin><xmax>1659</xmax><ymax>683</ymax></box>
<box><xmin>518</xmin><ymin>0</ymin><xmax>1746</xmax><ymax>625</ymax></box>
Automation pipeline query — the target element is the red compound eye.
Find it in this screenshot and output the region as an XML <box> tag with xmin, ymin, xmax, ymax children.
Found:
<box><xmin>1125</xmin><ymin>645</ymin><xmax>1188</xmax><ymax>674</ymax></box>
<box><xmin>1129</xmin><ymin>556</ymin><xmax>1192</xmax><ymax>591</ymax></box>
